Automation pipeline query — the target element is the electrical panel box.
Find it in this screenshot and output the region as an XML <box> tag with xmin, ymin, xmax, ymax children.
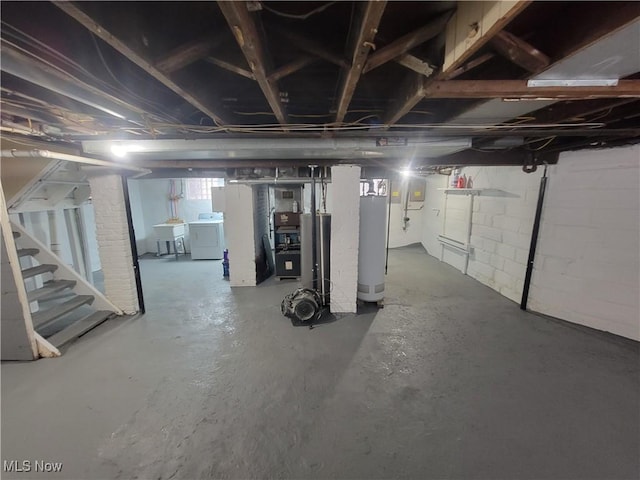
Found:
<box><xmin>409</xmin><ymin>179</ymin><xmax>426</xmax><ymax>203</ymax></box>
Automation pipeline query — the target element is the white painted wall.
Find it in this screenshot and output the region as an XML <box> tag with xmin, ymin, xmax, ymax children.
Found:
<box><xmin>330</xmin><ymin>166</ymin><xmax>361</xmax><ymax>313</ymax></box>
<box><xmin>224</xmin><ymin>184</ymin><xmax>256</xmax><ymax>287</ymax></box>
<box><xmin>80</xmin><ymin>203</ymin><xmax>101</xmax><ymax>272</ymax></box>
<box><xmin>529</xmin><ymin>145</ymin><xmax>640</xmax><ymax>340</ymax></box>
<box><xmin>388</xmin><ymin>178</ymin><xmax>425</xmax><ymax>248</ymax></box>
<box><xmin>128</xmin><ymin>178</ymin><xmax>214</xmax><ymax>254</ymax></box>
<box><xmin>88</xmin><ymin>173</ymin><xmax>138</xmax><ymax>313</ymax></box>
<box><xmin>420</xmin><ymin>145</ymin><xmax>639</xmax><ymax>340</ymax></box>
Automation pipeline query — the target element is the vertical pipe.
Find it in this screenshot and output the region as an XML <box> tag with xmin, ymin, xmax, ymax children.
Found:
<box><xmin>384</xmin><ymin>178</ymin><xmax>392</xmax><ymax>274</ymax></box>
<box><xmin>121</xmin><ymin>175</ymin><xmax>145</xmax><ymax>314</ymax></box>
<box><xmin>520</xmin><ymin>166</ymin><xmax>548</xmax><ymax>310</ymax></box>
<box><xmin>310</xmin><ymin>166</ymin><xmax>318</xmax><ymax>291</ymax></box>
<box><xmin>47</xmin><ymin>210</ymin><xmax>61</xmax><ymax>257</ymax></box>
<box><xmin>463</xmin><ymin>193</ymin><xmax>474</xmax><ymax>275</ymax></box>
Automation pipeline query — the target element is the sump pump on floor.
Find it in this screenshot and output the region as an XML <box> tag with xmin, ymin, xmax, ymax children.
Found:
<box><xmin>281</xmin><ymin>288</ymin><xmax>323</xmax><ymax>323</ymax></box>
<box><xmin>281</xmin><ymin>165</ymin><xmax>327</xmax><ymax>325</ymax></box>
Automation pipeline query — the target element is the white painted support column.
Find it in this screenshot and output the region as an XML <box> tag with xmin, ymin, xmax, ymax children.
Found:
<box><xmin>87</xmin><ymin>174</ymin><xmax>139</xmax><ymax>313</ymax></box>
<box><xmin>224</xmin><ymin>184</ymin><xmax>256</xmax><ymax>287</ymax></box>
<box><xmin>330</xmin><ymin>165</ymin><xmax>361</xmax><ymax>313</ymax></box>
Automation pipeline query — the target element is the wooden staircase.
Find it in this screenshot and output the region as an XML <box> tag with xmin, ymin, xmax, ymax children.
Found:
<box><xmin>13</xmin><ymin>230</ymin><xmax>114</xmax><ymax>349</ymax></box>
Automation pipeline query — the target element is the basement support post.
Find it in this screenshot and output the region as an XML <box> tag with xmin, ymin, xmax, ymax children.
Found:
<box><xmin>521</xmin><ymin>165</ymin><xmax>548</xmax><ymax>310</ymax></box>
<box><xmin>310</xmin><ymin>165</ymin><xmax>318</xmax><ymax>292</ymax></box>
<box><xmin>121</xmin><ymin>176</ymin><xmax>145</xmax><ymax>314</ymax></box>
<box><xmin>87</xmin><ymin>173</ymin><xmax>140</xmax><ymax>314</ymax></box>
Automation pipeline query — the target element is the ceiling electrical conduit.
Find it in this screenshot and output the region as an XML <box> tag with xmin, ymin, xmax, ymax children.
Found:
<box><xmin>1</xmin><ymin>149</ymin><xmax>151</xmax><ymax>178</ymax></box>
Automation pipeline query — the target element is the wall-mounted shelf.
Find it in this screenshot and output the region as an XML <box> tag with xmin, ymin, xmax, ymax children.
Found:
<box><xmin>438</xmin><ymin>188</ymin><xmax>483</xmax><ymax>194</ymax></box>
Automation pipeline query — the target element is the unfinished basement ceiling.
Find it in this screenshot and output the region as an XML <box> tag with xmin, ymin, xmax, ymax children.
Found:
<box><xmin>1</xmin><ymin>1</ymin><xmax>639</xmax><ymax>170</ymax></box>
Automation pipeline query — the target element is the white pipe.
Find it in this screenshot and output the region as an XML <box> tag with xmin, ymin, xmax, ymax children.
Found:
<box><xmin>228</xmin><ymin>178</ymin><xmax>332</xmax><ymax>185</ymax></box>
<box><xmin>319</xmin><ymin>214</ymin><xmax>326</xmax><ymax>305</ymax></box>
<box><xmin>1</xmin><ymin>149</ymin><xmax>151</xmax><ymax>178</ymax></box>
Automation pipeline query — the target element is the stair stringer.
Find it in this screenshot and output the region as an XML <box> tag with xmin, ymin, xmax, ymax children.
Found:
<box><xmin>11</xmin><ymin>221</ymin><xmax>123</xmax><ymax>315</ymax></box>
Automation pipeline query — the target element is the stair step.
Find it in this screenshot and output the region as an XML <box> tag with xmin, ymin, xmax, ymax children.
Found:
<box><xmin>32</xmin><ymin>295</ymin><xmax>94</xmax><ymax>328</ymax></box>
<box><xmin>12</xmin><ymin>231</ymin><xmax>20</xmax><ymax>238</ymax></box>
<box><xmin>27</xmin><ymin>280</ymin><xmax>76</xmax><ymax>302</ymax></box>
<box><xmin>22</xmin><ymin>264</ymin><xmax>58</xmax><ymax>279</ymax></box>
<box><xmin>47</xmin><ymin>311</ymin><xmax>113</xmax><ymax>348</ymax></box>
<box><xmin>17</xmin><ymin>248</ymin><xmax>39</xmax><ymax>258</ymax></box>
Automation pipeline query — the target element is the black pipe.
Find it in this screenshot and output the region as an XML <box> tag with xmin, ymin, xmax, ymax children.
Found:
<box><xmin>385</xmin><ymin>178</ymin><xmax>392</xmax><ymax>274</ymax></box>
<box><xmin>121</xmin><ymin>175</ymin><xmax>145</xmax><ymax>314</ymax></box>
<box><xmin>310</xmin><ymin>166</ymin><xmax>318</xmax><ymax>291</ymax></box>
<box><xmin>520</xmin><ymin>165</ymin><xmax>548</xmax><ymax>310</ymax></box>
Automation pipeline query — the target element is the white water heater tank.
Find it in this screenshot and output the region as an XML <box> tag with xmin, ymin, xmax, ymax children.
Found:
<box><xmin>357</xmin><ymin>195</ymin><xmax>387</xmax><ymax>302</ymax></box>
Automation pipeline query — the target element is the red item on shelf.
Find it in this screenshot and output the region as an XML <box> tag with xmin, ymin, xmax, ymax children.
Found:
<box><xmin>457</xmin><ymin>174</ymin><xmax>466</xmax><ymax>188</ymax></box>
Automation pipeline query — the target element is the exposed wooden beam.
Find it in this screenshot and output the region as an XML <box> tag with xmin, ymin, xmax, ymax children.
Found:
<box><xmin>414</xmin><ymin>148</ymin><xmax>559</xmax><ymax>167</ymax></box>
<box><xmin>155</xmin><ymin>34</ymin><xmax>225</xmax><ymax>73</ymax></box>
<box><xmin>205</xmin><ymin>57</ymin><xmax>255</xmax><ymax>80</ymax></box>
<box><xmin>443</xmin><ymin>52</ymin><xmax>495</xmax><ymax>79</ymax></box>
<box><xmin>335</xmin><ymin>1</ymin><xmax>387</xmax><ymax>123</ymax></box>
<box><xmin>423</xmin><ymin>80</ymin><xmax>640</xmax><ymax>99</ymax></box>
<box><xmin>268</xmin><ymin>56</ymin><xmax>317</xmax><ymax>82</ymax></box>
<box><xmin>394</xmin><ymin>54</ymin><xmax>435</xmax><ymax>77</ymax></box>
<box><xmin>490</xmin><ymin>31</ymin><xmax>549</xmax><ymax>73</ymax></box>
<box><xmin>217</xmin><ymin>1</ymin><xmax>287</xmax><ymax>125</ymax></box>
<box><xmin>525</xmin><ymin>98</ymin><xmax>638</xmax><ymax>125</ymax></box>
<box><xmin>364</xmin><ymin>11</ymin><xmax>452</xmax><ymax>73</ymax></box>
<box><xmin>443</xmin><ymin>1</ymin><xmax>532</xmax><ymax>75</ymax></box>
<box><xmin>1</xmin><ymin>41</ymin><xmax>145</xmax><ymax>122</ymax></box>
<box><xmin>383</xmin><ymin>72</ymin><xmax>432</xmax><ymax>125</ymax></box>
<box><xmin>273</xmin><ymin>29</ymin><xmax>349</xmax><ymax>69</ymax></box>
<box><xmin>54</xmin><ymin>2</ymin><xmax>228</xmax><ymax>125</ymax></box>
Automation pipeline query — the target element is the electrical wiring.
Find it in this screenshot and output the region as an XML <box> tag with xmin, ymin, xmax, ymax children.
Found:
<box><xmin>525</xmin><ymin>136</ymin><xmax>556</xmax><ymax>151</ymax></box>
<box><xmin>3</xmin><ymin>30</ymin><xmax>183</xmax><ymax>125</ymax></box>
<box><xmin>261</xmin><ymin>2</ymin><xmax>337</xmax><ymax>20</ymax></box>
<box><xmin>89</xmin><ymin>34</ymin><xmax>184</xmax><ymax>124</ymax></box>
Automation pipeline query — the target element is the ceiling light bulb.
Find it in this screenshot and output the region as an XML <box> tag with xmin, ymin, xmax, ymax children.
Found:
<box><xmin>111</xmin><ymin>144</ymin><xmax>128</xmax><ymax>158</ymax></box>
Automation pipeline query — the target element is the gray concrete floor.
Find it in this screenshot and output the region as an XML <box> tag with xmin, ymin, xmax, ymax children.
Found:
<box><xmin>2</xmin><ymin>246</ymin><xmax>639</xmax><ymax>479</ymax></box>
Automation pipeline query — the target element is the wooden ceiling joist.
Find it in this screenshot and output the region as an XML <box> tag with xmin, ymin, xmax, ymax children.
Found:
<box><xmin>155</xmin><ymin>34</ymin><xmax>225</xmax><ymax>73</ymax></box>
<box><xmin>394</xmin><ymin>54</ymin><xmax>435</xmax><ymax>77</ymax></box>
<box><xmin>218</xmin><ymin>1</ymin><xmax>287</xmax><ymax>125</ymax></box>
<box><xmin>364</xmin><ymin>11</ymin><xmax>452</xmax><ymax>74</ymax></box>
<box><xmin>526</xmin><ymin>98</ymin><xmax>639</xmax><ymax>125</ymax></box>
<box><xmin>442</xmin><ymin>1</ymin><xmax>532</xmax><ymax>75</ymax></box>
<box><xmin>443</xmin><ymin>52</ymin><xmax>495</xmax><ymax>80</ymax></box>
<box><xmin>334</xmin><ymin>1</ymin><xmax>387</xmax><ymax>123</ymax></box>
<box><xmin>384</xmin><ymin>72</ymin><xmax>432</xmax><ymax>125</ymax></box>
<box><xmin>490</xmin><ymin>31</ymin><xmax>549</xmax><ymax>73</ymax></box>
<box><xmin>274</xmin><ymin>29</ymin><xmax>349</xmax><ymax>69</ymax></box>
<box><xmin>423</xmin><ymin>80</ymin><xmax>640</xmax><ymax>99</ymax></box>
<box><xmin>205</xmin><ymin>57</ymin><xmax>255</xmax><ymax>80</ymax></box>
<box><xmin>383</xmin><ymin>1</ymin><xmax>530</xmax><ymax>125</ymax></box>
<box><xmin>54</xmin><ymin>2</ymin><xmax>228</xmax><ymax>125</ymax></box>
<box><xmin>268</xmin><ymin>56</ymin><xmax>317</xmax><ymax>83</ymax></box>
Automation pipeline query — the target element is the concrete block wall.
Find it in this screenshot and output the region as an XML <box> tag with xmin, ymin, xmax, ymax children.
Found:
<box><xmin>224</xmin><ymin>184</ymin><xmax>256</xmax><ymax>287</ymax></box>
<box><xmin>420</xmin><ymin>145</ymin><xmax>639</xmax><ymax>340</ymax></box>
<box><xmin>529</xmin><ymin>145</ymin><xmax>640</xmax><ymax>340</ymax></box>
<box><xmin>330</xmin><ymin>166</ymin><xmax>361</xmax><ymax>313</ymax></box>
<box><xmin>421</xmin><ymin>174</ymin><xmax>449</xmax><ymax>255</ymax></box>
<box><xmin>88</xmin><ymin>174</ymin><xmax>139</xmax><ymax>314</ymax></box>
<box><xmin>388</xmin><ymin>178</ymin><xmax>425</xmax><ymax>248</ymax></box>
<box><xmin>463</xmin><ymin>166</ymin><xmax>543</xmax><ymax>303</ymax></box>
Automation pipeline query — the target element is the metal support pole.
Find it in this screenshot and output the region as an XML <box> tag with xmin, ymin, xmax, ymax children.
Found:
<box><xmin>520</xmin><ymin>166</ymin><xmax>548</xmax><ymax>310</ymax></box>
<box><xmin>121</xmin><ymin>175</ymin><xmax>145</xmax><ymax>314</ymax></box>
<box><xmin>310</xmin><ymin>165</ymin><xmax>318</xmax><ymax>291</ymax></box>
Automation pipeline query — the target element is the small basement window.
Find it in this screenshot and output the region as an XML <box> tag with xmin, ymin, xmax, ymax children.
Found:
<box><xmin>185</xmin><ymin>178</ymin><xmax>224</xmax><ymax>200</ymax></box>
